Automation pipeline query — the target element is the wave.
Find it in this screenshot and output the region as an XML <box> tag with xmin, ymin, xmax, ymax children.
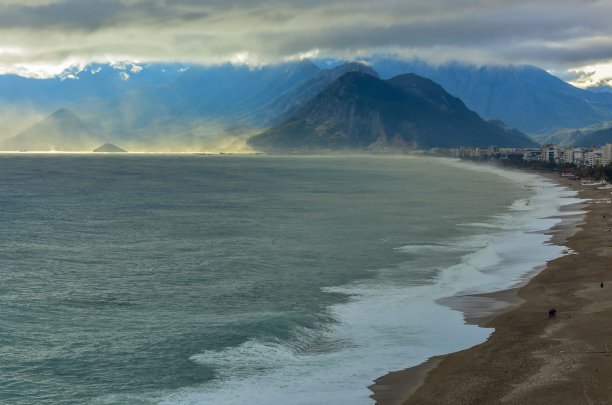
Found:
<box><xmin>150</xmin><ymin>163</ymin><xmax>584</xmax><ymax>405</ymax></box>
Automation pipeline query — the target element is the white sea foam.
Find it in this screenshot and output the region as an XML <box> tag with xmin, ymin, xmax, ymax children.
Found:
<box><xmin>394</xmin><ymin>232</ymin><xmax>494</xmax><ymax>254</ymax></box>
<box><xmin>162</xmin><ymin>284</ymin><xmax>490</xmax><ymax>405</ymax></box>
<box><xmin>158</xmin><ymin>162</ymin><xmax>584</xmax><ymax>405</ymax></box>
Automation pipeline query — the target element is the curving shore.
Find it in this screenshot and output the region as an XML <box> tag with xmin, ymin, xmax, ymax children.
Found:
<box><xmin>371</xmin><ymin>171</ymin><xmax>612</xmax><ymax>404</ymax></box>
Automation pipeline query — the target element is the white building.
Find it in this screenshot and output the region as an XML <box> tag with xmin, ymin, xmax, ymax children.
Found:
<box><xmin>602</xmin><ymin>143</ymin><xmax>612</xmax><ymax>166</ymax></box>
<box><xmin>571</xmin><ymin>148</ymin><xmax>585</xmax><ymax>165</ymax></box>
<box><xmin>542</xmin><ymin>144</ymin><xmax>559</xmax><ymax>163</ymax></box>
<box><xmin>586</xmin><ymin>149</ymin><xmax>603</xmax><ymax>167</ymax></box>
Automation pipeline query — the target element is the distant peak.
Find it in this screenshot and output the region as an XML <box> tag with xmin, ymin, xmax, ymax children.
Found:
<box><xmin>51</xmin><ymin>108</ymin><xmax>76</xmax><ymax>117</ymax></box>
<box><xmin>343</xmin><ymin>60</ymin><xmax>371</xmax><ymax>67</ymax></box>
<box><xmin>296</xmin><ymin>58</ymin><xmax>317</xmax><ymax>67</ymax></box>
<box><xmin>93</xmin><ymin>143</ymin><xmax>127</xmax><ymax>153</ymax></box>
<box><xmin>46</xmin><ymin>108</ymin><xmax>87</xmax><ymax>124</ymax></box>
<box><xmin>331</xmin><ymin>61</ymin><xmax>379</xmax><ymax>78</ymax></box>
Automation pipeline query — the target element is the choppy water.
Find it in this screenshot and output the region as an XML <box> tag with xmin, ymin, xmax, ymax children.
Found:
<box><xmin>0</xmin><ymin>154</ymin><xmax>580</xmax><ymax>404</ymax></box>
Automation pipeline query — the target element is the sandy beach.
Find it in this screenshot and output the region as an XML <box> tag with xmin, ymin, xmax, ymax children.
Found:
<box><xmin>371</xmin><ymin>171</ymin><xmax>612</xmax><ymax>404</ymax></box>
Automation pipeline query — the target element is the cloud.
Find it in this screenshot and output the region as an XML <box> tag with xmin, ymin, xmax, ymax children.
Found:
<box><xmin>1</xmin><ymin>0</ymin><xmax>612</xmax><ymax>78</ymax></box>
<box><xmin>568</xmin><ymin>62</ymin><xmax>612</xmax><ymax>88</ymax></box>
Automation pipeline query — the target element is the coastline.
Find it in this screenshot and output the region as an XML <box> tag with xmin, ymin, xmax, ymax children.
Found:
<box><xmin>371</xmin><ymin>170</ymin><xmax>612</xmax><ymax>404</ymax></box>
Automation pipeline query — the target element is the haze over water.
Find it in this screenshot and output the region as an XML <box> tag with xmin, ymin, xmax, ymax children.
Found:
<box><xmin>0</xmin><ymin>154</ymin><xmax>579</xmax><ymax>404</ymax></box>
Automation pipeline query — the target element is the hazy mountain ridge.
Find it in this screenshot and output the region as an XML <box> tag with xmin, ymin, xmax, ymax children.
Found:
<box><xmin>533</xmin><ymin>121</ymin><xmax>612</xmax><ymax>146</ymax></box>
<box><xmin>69</xmin><ymin>60</ymin><xmax>321</xmax><ymax>143</ymax></box>
<box><xmin>368</xmin><ymin>59</ymin><xmax>612</xmax><ymax>134</ymax></box>
<box><xmin>573</xmin><ymin>126</ymin><xmax>612</xmax><ymax>147</ymax></box>
<box><xmin>248</xmin><ymin>71</ymin><xmax>538</xmax><ymax>152</ymax></box>
<box><xmin>0</xmin><ymin>108</ymin><xmax>104</xmax><ymax>151</ymax></box>
<box><xmin>0</xmin><ymin>64</ymin><xmax>186</xmax><ymax>112</ymax></box>
<box><xmin>93</xmin><ymin>143</ymin><xmax>127</xmax><ymax>152</ymax></box>
<box><xmin>164</xmin><ymin>60</ymin><xmax>320</xmax><ymax>121</ymax></box>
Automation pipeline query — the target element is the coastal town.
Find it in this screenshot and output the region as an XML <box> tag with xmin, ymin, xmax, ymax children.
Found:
<box><xmin>427</xmin><ymin>143</ymin><xmax>612</xmax><ymax>168</ymax></box>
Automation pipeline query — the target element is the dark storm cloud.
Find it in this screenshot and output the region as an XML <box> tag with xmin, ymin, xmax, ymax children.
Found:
<box><xmin>0</xmin><ymin>1</ymin><xmax>137</xmax><ymax>31</ymax></box>
<box><xmin>0</xmin><ymin>0</ymin><xmax>211</xmax><ymax>31</ymax></box>
<box><xmin>1</xmin><ymin>0</ymin><xmax>612</xmax><ymax>78</ymax></box>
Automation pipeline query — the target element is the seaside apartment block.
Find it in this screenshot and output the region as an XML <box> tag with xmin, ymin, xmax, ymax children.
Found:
<box><xmin>427</xmin><ymin>143</ymin><xmax>612</xmax><ymax>169</ymax></box>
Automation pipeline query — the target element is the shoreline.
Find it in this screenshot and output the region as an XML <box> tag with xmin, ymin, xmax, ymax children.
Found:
<box><xmin>370</xmin><ymin>170</ymin><xmax>612</xmax><ymax>404</ymax></box>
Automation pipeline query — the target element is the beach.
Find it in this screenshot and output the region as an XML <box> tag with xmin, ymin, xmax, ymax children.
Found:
<box><xmin>371</xmin><ymin>171</ymin><xmax>612</xmax><ymax>404</ymax></box>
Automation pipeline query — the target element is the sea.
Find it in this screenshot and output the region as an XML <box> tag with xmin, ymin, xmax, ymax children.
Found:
<box><xmin>0</xmin><ymin>154</ymin><xmax>582</xmax><ymax>405</ymax></box>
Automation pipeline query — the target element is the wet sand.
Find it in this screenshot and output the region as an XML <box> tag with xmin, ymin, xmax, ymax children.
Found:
<box><xmin>371</xmin><ymin>172</ymin><xmax>612</xmax><ymax>404</ymax></box>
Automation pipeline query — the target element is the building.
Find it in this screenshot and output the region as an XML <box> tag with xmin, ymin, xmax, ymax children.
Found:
<box><xmin>585</xmin><ymin>149</ymin><xmax>602</xmax><ymax>167</ymax></box>
<box><xmin>542</xmin><ymin>144</ymin><xmax>560</xmax><ymax>163</ymax></box>
<box><xmin>523</xmin><ymin>149</ymin><xmax>543</xmax><ymax>162</ymax></box>
<box><xmin>602</xmin><ymin>143</ymin><xmax>612</xmax><ymax>166</ymax></box>
<box><xmin>424</xmin><ymin>143</ymin><xmax>612</xmax><ymax>168</ymax></box>
<box><xmin>570</xmin><ymin>148</ymin><xmax>584</xmax><ymax>166</ymax></box>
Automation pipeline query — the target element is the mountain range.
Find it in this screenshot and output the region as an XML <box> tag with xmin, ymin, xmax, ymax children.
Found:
<box><xmin>0</xmin><ymin>63</ymin><xmax>186</xmax><ymax>112</ymax></box>
<box><xmin>366</xmin><ymin>59</ymin><xmax>612</xmax><ymax>136</ymax></box>
<box><xmin>1</xmin><ymin>59</ymin><xmax>612</xmax><ymax>151</ymax></box>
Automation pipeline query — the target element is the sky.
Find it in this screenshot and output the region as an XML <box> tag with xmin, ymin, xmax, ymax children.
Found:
<box><xmin>1</xmin><ymin>0</ymin><xmax>612</xmax><ymax>87</ymax></box>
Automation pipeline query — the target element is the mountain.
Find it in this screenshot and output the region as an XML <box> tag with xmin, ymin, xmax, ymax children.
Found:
<box><xmin>367</xmin><ymin>59</ymin><xmax>612</xmax><ymax>134</ymax></box>
<box><xmin>486</xmin><ymin>118</ymin><xmax>536</xmax><ymax>142</ymax></box>
<box><xmin>0</xmin><ymin>63</ymin><xmax>192</xmax><ymax>142</ymax></box>
<box><xmin>537</xmin><ymin>128</ymin><xmax>586</xmax><ymax>147</ymax></box>
<box><xmin>0</xmin><ymin>109</ymin><xmax>103</xmax><ymax>151</ymax></box>
<box><xmin>0</xmin><ymin>61</ymin><xmax>324</xmax><ymax>152</ymax></box>
<box><xmin>248</xmin><ymin>72</ymin><xmax>538</xmax><ymax>152</ymax></box>
<box><xmin>93</xmin><ymin>143</ymin><xmax>127</xmax><ymax>152</ymax></box>
<box><xmin>0</xmin><ymin>63</ymin><xmax>186</xmax><ymax>113</ymax></box>
<box><xmin>537</xmin><ymin>121</ymin><xmax>612</xmax><ymax>146</ymax></box>
<box><xmin>72</xmin><ymin>60</ymin><xmax>321</xmax><ymax>138</ymax></box>
<box><xmin>586</xmin><ymin>83</ymin><xmax>612</xmax><ymax>94</ymax></box>
<box><xmin>258</xmin><ymin>61</ymin><xmax>379</xmax><ymax>126</ymax></box>
<box><xmin>573</xmin><ymin>127</ymin><xmax>612</xmax><ymax>147</ymax></box>
<box><xmin>163</xmin><ymin>60</ymin><xmax>320</xmax><ymax>121</ymax></box>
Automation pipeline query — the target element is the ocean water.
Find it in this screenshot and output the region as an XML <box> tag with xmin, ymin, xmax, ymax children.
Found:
<box><xmin>0</xmin><ymin>154</ymin><xmax>581</xmax><ymax>405</ymax></box>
